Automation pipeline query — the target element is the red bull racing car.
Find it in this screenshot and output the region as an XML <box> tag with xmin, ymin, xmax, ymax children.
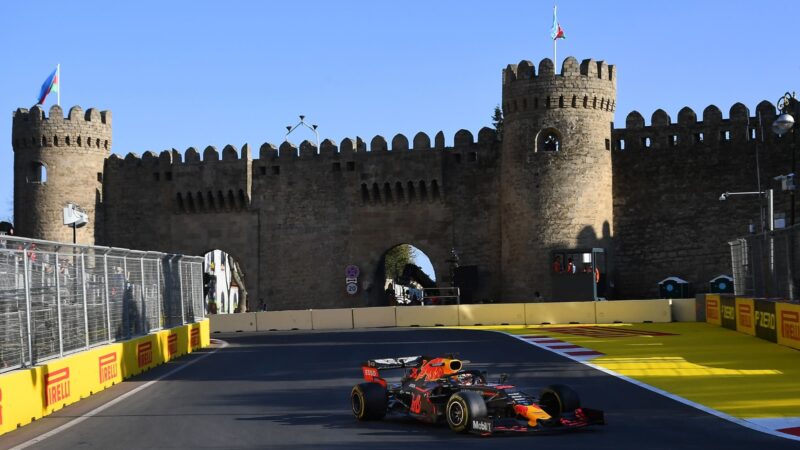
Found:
<box><xmin>350</xmin><ymin>355</ymin><xmax>604</xmax><ymax>435</ymax></box>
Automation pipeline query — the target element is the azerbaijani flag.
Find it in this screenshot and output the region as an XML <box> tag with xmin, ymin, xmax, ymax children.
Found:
<box><xmin>550</xmin><ymin>6</ymin><xmax>566</xmax><ymax>40</ymax></box>
<box><xmin>37</xmin><ymin>66</ymin><xmax>59</xmax><ymax>105</ymax></box>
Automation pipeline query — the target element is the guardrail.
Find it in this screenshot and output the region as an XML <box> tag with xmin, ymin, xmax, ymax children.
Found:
<box><xmin>0</xmin><ymin>235</ymin><xmax>205</xmax><ymax>373</ymax></box>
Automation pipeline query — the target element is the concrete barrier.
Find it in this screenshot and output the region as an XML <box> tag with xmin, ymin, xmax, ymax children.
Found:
<box><xmin>595</xmin><ymin>299</ymin><xmax>672</xmax><ymax>323</ymax></box>
<box><xmin>671</xmin><ymin>298</ymin><xmax>697</xmax><ymax>322</ymax></box>
<box><xmin>311</xmin><ymin>308</ymin><xmax>354</xmax><ymax>330</ymax></box>
<box><xmin>352</xmin><ymin>306</ymin><xmax>397</xmax><ymax>328</ymax></box>
<box><xmin>396</xmin><ymin>305</ymin><xmax>459</xmax><ymax>327</ymax></box>
<box><xmin>458</xmin><ymin>304</ymin><xmax>526</xmax><ymax>326</ymax></box>
<box><xmin>525</xmin><ymin>302</ymin><xmax>596</xmax><ymax>325</ymax></box>
<box><xmin>256</xmin><ymin>310</ymin><xmax>313</xmax><ymax>331</ymax></box>
<box><xmin>209</xmin><ymin>312</ymin><xmax>258</xmax><ymax>333</ymax></box>
<box><xmin>0</xmin><ymin>320</ymin><xmax>209</xmax><ymax>437</ymax></box>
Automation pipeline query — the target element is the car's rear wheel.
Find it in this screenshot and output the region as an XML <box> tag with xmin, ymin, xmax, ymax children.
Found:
<box><xmin>351</xmin><ymin>383</ymin><xmax>387</xmax><ymax>421</ymax></box>
<box><xmin>538</xmin><ymin>384</ymin><xmax>581</xmax><ymax>418</ymax></box>
<box><xmin>445</xmin><ymin>391</ymin><xmax>487</xmax><ymax>433</ymax></box>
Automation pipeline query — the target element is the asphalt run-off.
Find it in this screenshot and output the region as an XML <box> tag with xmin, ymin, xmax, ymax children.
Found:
<box><xmin>1</xmin><ymin>328</ymin><xmax>797</xmax><ymax>450</ymax></box>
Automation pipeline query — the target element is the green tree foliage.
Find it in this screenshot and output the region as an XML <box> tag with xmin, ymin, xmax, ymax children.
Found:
<box><xmin>384</xmin><ymin>244</ymin><xmax>417</xmax><ymax>280</ymax></box>
<box><xmin>492</xmin><ymin>105</ymin><xmax>504</xmax><ymax>141</ymax></box>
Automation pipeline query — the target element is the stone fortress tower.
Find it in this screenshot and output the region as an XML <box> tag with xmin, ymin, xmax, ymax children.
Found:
<box><xmin>500</xmin><ymin>57</ymin><xmax>616</xmax><ymax>299</ymax></box>
<box><xmin>12</xmin><ymin>104</ymin><xmax>111</xmax><ymax>244</ymax></box>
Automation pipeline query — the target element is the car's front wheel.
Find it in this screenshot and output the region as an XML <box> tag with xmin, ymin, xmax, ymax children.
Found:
<box><xmin>445</xmin><ymin>391</ymin><xmax>488</xmax><ymax>433</ymax></box>
<box><xmin>538</xmin><ymin>384</ymin><xmax>581</xmax><ymax>418</ymax></box>
<box><xmin>351</xmin><ymin>383</ymin><xmax>388</xmax><ymax>421</ymax></box>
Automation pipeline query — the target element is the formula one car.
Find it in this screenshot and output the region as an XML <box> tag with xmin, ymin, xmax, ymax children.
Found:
<box><xmin>350</xmin><ymin>355</ymin><xmax>604</xmax><ymax>435</ymax></box>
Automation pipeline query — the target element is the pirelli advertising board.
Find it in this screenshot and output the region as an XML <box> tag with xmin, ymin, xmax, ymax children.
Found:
<box><xmin>734</xmin><ymin>297</ymin><xmax>755</xmax><ymax>336</ymax></box>
<box><xmin>776</xmin><ymin>302</ymin><xmax>800</xmax><ymax>350</ymax></box>
<box><xmin>705</xmin><ymin>294</ymin><xmax>721</xmax><ymax>326</ymax></box>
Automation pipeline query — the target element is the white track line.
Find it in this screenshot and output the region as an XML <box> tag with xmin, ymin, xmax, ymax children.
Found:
<box><xmin>505</xmin><ymin>332</ymin><xmax>800</xmax><ymax>442</ymax></box>
<box><xmin>10</xmin><ymin>339</ymin><xmax>228</xmax><ymax>450</ymax></box>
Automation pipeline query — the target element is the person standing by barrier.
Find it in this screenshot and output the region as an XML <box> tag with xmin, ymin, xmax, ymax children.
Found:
<box><xmin>552</xmin><ymin>255</ymin><xmax>563</xmax><ymax>273</ymax></box>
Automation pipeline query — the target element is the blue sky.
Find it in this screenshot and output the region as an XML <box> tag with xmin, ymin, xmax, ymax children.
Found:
<box><xmin>1</xmin><ymin>0</ymin><xmax>798</xmax><ymax>230</ymax></box>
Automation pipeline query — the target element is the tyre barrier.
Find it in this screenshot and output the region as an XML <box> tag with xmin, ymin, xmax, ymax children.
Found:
<box><xmin>0</xmin><ymin>320</ymin><xmax>210</xmax><ymax>436</ymax></box>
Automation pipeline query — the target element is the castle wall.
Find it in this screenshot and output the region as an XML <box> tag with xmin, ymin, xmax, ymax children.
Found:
<box><xmin>611</xmin><ymin>101</ymin><xmax>792</xmax><ymax>298</ymax></box>
<box><xmin>100</xmin><ymin>131</ymin><xmax>501</xmax><ymax>310</ymax></box>
<box><xmin>15</xmin><ymin>55</ymin><xmax>790</xmax><ymax>308</ymax></box>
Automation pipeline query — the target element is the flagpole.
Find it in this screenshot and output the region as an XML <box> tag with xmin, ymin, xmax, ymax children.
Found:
<box><xmin>56</xmin><ymin>64</ymin><xmax>60</xmax><ymax>106</ymax></box>
<box><xmin>553</xmin><ymin>39</ymin><xmax>557</xmax><ymax>72</ymax></box>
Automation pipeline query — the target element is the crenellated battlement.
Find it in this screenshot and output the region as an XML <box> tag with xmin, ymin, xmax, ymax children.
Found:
<box><xmin>12</xmin><ymin>104</ymin><xmax>112</xmax><ymax>152</ymax></box>
<box><xmin>502</xmin><ymin>57</ymin><xmax>617</xmax><ymax>118</ymax></box>
<box><xmin>503</xmin><ymin>56</ymin><xmax>616</xmax><ymax>85</ymax></box>
<box><xmin>105</xmin><ymin>127</ymin><xmax>497</xmax><ymax>169</ymax></box>
<box><xmin>612</xmin><ymin>100</ymin><xmax>780</xmax><ymax>152</ymax></box>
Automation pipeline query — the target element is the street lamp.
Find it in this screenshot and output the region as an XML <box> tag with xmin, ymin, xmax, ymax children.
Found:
<box><xmin>719</xmin><ymin>190</ymin><xmax>774</xmax><ymax>231</ymax></box>
<box><xmin>285</xmin><ymin>115</ymin><xmax>320</xmax><ymax>151</ymax></box>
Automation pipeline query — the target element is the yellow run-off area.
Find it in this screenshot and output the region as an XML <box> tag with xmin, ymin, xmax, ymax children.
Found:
<box><xmin>481</xmin><ymin>322</ymin><xmax>800</xmax><ymax>419</ymax></box>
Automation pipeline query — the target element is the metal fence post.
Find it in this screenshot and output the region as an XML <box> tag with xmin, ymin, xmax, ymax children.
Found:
<box><xmin>22</xmin><ymin>243</ymin><xmax>33</xmax><ymax>367</ymax></box>
<box><xmin>103</xmin><ymin>250</ymin><xmax>112</xmax><ymax>342</ymax></box>
<box><xmin>80</xmin><ymin>249</ymin><xmax>90</xmax><ymax>349</ymax></box>
<box><xmin>177</xmin><ymin>257</ymin><xmax>185</xmax><ymax>325</ymax></box>
<box><xmin>140</xmin><ymin>255</ymin><xmax>147</xmax><ymax>333</ymax></box>
<box><xmin>156</xmin><ymin>256</ymin><xmax>162</xmax><ymax>328</ymax></box>
<box><xmin>55</xmin><ymin>246</ymin><xmax>64</xmax><ymax>358</ymax></box>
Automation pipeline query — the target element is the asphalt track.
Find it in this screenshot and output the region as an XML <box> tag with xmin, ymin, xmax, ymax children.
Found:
<box><xmin>2</xmin><ymin>328</ymin><xmax>799</xmax><ymax>450</ymax></box>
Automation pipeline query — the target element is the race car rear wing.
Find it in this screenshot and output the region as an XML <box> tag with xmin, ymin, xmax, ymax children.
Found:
<box><xmin>365</xmin><ymin>356</ymin><xmax>425</xmax><ymax>370</ymax></box>
<box><xmin>361</xmin><ymin>356</ymin><xmax>424</xmax><ymax>387</ymax></box>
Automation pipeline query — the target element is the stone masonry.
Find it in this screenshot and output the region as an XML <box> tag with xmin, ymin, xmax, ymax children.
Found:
<box><xmin>11</xmin><ymin>55</ymin><xmax>796</xmax><ymax>310</ymax></box>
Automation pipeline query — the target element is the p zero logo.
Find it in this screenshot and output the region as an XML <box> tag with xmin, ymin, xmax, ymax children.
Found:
<box><xmin>98</xmin><ymin>352</ymin><xmax>118</xmax><ymax>383</ymax></box>
<box><xmin>45</xmin><ymin>368</ymin><xmax>71</xmax><ymax>407</ymax></box>
<box><xmin>190</xmin><ymin>328</ymin><xmax>200</xmax><ymax>348</ymax></box>
<box><xmin>168</xmin><ymin>334</ymin><xmax>178</xmax><ymax>357</ymax></box>
<box><xmin>781</xmin><ymin>310</ymin><xmax>800</xmax><ymax>342</ymax></box>
<box><xmin>137</xmin><ymin>342</ymin><xmax>153</xmax><ymax>368</ymax></box>
<box><xmin>754</xmin><ymin>299</ymin><xmax>778</xmax><ymax>343</ymax></box>
<box><xmin>738</xmin><ymin>304</ymin><xmax>753</xmax><ymax>328</ymax></box>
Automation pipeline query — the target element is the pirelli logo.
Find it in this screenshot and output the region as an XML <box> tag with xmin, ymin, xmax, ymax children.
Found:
<box><xmin>168</xmin><ymin>334</ymin><xmax>178</xmax><ymax>356</ymax></box>
<box><xmin>137</xmin><ymin>342</ymin><xmax>153</xmax><ymax>368</ymax></box>
<box><xmin>99</xmin><ymin>352</ymin><xmax>118</xmax><ymax>383</ymax></box>
<box><xmin>781</xmin><ymin>310</ymin><xmax>800</xmax><ymax>342</ymax></box>
<box><xmin>706</xmin><ymin>298</ymin><xmax>719</xmax><ymax>320</ymax></box>
<box><xmin>190</xmin><ymin>328</ymin><xmax>200</xmax><ymax>348</ymax></box>
<box><xmin>738</xmin><ymin>304</ymin><xmax>753</xmax><ymax>328</ymax></box>
<box><xmin>45</xmin><ymin>368</ymin><xmax>71</xmax><ymax>407</ymax></box>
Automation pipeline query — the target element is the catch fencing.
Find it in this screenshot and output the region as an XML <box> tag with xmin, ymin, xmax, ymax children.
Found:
<box><xmin>729</xmin><ymin>225</ymin><xmax>800</xmax><ymax>300</ymax></box>
<box><xmin>0</xmin><ymin>235</ymin><xmax>205</xmax><ymax>373</ymax></box>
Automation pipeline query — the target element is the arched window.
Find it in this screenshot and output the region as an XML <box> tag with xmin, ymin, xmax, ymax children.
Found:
<box><xmin>537</xmin><ymin>128</ymin><xmax>562</xmax><ymax>152</ymax></box>
<box><xmin>28</xmin><ymin>161</ymin><xmax>47</xmax><ymax>183</ymax></box>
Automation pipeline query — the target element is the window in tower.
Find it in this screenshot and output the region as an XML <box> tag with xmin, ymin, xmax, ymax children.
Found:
<box><xmin>28</xmin><ymin>161</ymin><xmax>47</xmax><ymax>183</ymax></box>
<box><xmin>536</xmin><ymin>128</ymin><xmax>562</xmax><ymax>152</ymax></box>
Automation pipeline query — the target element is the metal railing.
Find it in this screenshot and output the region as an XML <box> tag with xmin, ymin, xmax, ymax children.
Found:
<box><xmin>729</xmin><ymin>225</ymin><xmax>800</xmax><ymax>300</ymax></box>
<box><xmin>0</xmin><ymin>235</ymin><xmax>205</xmax><ymax>373</ymax></box>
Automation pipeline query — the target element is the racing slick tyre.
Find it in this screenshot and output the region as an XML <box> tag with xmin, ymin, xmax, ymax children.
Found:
<box><xmin>445</xmin><ymin>391</ymin><xmax>488</xmax><ymax>433</ymax></box>
<box><xmin>351</xmin><ymin>383</ymin><xmax>388</xmax><ymax>421</ymax></box>
<box><xmin>538</xmin><ymin>384</ymin><xmax>581</xmax><ymax>418</ymax></box>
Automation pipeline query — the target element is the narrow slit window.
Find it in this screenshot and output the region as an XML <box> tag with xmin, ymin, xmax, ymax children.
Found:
<box><xmin>618</xmin><ymin>139</ymin><xmax>625</xmax><ymax>150</ymax></box>
<box><xmin>670</xmin><ymin>135</ymin><xmax>678</xmax><ymax>147</ymax></box>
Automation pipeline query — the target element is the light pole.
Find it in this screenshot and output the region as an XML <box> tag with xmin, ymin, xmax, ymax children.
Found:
<box><xmin>772</xmin><ymin>92</ymin><xmax>797</xmax><ymax>226</ymax></box>
<box><xmin>772</xmin><ymin>92</ymin><xmax>797</xmax><ymax>300</ymax></box>
<box><xmin>285</xmin><ymin>115</ymin><xmax>320</xmax><ymax>151</ymax></box>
